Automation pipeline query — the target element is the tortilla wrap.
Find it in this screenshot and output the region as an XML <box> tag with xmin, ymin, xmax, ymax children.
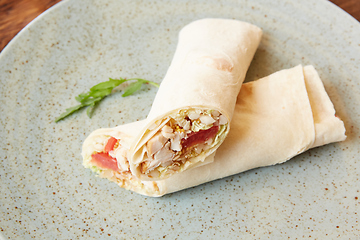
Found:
<box><xmin>82</xmin><ymin>65</ymin><xmax>346</xmax><ymax>197</ymax></box>
<box><xmin>128</xmin><ymin>18</ymin><xmax>263</xmax><ymax>180</ymax></box>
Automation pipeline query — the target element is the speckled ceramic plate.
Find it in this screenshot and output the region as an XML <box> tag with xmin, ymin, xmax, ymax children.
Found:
<box><xmin>1</xmin><ymin>0</ymin><xmax>359</xmax><ymax>238</ymax></box>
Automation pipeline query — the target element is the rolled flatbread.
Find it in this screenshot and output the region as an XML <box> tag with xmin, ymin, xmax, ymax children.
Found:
<box><xmin>128</xmin><ymin>18</ymin><xmax>263</xmax><ymax>180</ymax></box>
<box><xmin>82</xmin><ymin>65</ymin><xmax>346</xmax><ymax>197</ymax></box>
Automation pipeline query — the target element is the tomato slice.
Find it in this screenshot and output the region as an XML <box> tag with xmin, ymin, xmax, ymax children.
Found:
<box><xmin>104</xmin><ymin>137</ymin><xmax>118</xmax><ymax>153</ymax></box>
<box><xmin>91</xmin><ymin>152</ymin><xmax>119</xmax><ymax>171</ymax></box>
<box><xmin>181</xmin><ymin>125</ymin><xmax>219</xmax><ymax>150</ymax></box>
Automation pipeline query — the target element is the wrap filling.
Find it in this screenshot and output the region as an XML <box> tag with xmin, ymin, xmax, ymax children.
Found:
<box><xmin>84</xmin><ymin>135</ymin><xmax>161</xmax><ymax>194</ymax></box>
<box><xmin>140</xmin><ymin>108</ymin><xmax>228</xmax><ymax>176</ymax></box>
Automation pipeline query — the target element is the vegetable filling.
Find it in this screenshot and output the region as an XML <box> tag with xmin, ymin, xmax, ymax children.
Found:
<box><xmin>90</xmin><ymin>137</ymin><xmax>129</xmax><ymax>173</ymax></box>
<box><xmin>87</xmin><ymin>136</ymin><xmax>160</xmax><ymax>195</ymax></box>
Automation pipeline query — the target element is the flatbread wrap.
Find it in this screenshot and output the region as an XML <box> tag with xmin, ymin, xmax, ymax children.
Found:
<box><xmin>82</xmin><ymin>65</ymin><xmax>346</xmax><ymax>197</ymax></box>
<box><xmin>128</xmin><ymin>18</ymin><xmax>263</xmax><ymax>180</ymax></box>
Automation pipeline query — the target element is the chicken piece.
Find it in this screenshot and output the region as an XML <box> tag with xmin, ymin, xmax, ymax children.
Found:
<box><xmin>199</xmin><ymin>115</ymin><xmax>216</xmax><ymax>125</ymax></box>
<box><xmin>146</xmin><ymin>132</ymin><xmax>169</xmax><ymax>156</ymax></box>
<box><xmin>170</xmin><ymin>131</ymin><xmax>184</xmax><ymax>151</ymax></box>
<box><xmin>114</xmin><ymin>146</ymin><xmax>130</xmax><ymax>171</ymax></box>
<box><xmin>153</xmin><ymin>142</ymin><xmax>175</xmax><ymax>167</ymax></box>
<box><xmin>161</xmin><ymin>125</ymin><xmax>175</xmax><ymax>139</ymax></box>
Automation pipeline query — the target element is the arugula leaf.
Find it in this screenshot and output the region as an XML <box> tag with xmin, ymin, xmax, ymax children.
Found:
<box><xmin>86</xmin><ymin>102</ymin><xmax>97</xmax><ymax>118</ymax></box>
<box><xmin>54</xmin><ymin>104</ymin><xmax>84</xmax><ymax>123</ymax></box>
<box><xmin>55</xmin><ymin>77</ymin><xmax>159</xmax><ymax>122</ymax></box>
<box><xmin>122</xmin><ymin>81</ymin><xmax>143</xmax><ymax>97</ymax></box>
<box><xmin>90</xmin><ymin>78</ymin><xmax>127</xmax><ymax>91</ymax></box>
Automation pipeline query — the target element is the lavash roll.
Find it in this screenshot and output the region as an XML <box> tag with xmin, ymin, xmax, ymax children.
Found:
<box><xmin>128</xmin><ymin>18</ymin><xmax>263</xmax><ymax>181</ymax></box>
<box><xmin>82</xmin><ymin>65</ymin><xmax>346</xmax><ymax>197</ymax></box>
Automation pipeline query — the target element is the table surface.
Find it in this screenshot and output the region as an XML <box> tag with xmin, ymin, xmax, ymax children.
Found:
<box><xmin>0</xmin><ymin>0</ymin><xmax>359</xmax><ymax>52</ymax></box>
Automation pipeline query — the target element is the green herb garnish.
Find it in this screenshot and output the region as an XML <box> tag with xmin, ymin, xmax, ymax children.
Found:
<box><xmin>55</xmin><ymin>77</ymin><xmax>159</xmax><ymax>122</ymax></box>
